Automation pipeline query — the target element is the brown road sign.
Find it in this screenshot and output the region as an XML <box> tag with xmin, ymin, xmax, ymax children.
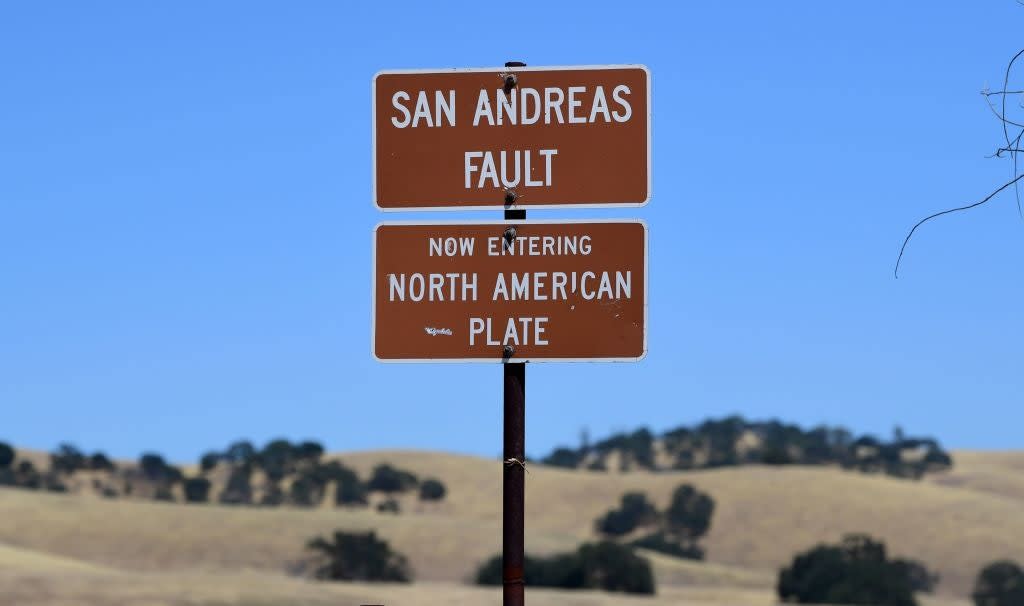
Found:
<box><xmin>373</xmin><ymin>65</ymin><xmax>650</xmax><ymax>211</ymax></box>
<box><xmin>373</xmin><ymin>220</ymin><xmax>647</xmax><ymax>362</ymax></box>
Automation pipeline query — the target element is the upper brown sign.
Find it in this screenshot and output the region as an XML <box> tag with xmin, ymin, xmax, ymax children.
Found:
<box><xmin>373</xmin><ymin>65</ymin><xmax>650</xmax><ymax>210</ymax></box>
<box><xmin>373</xmin><ymin>221</ymin><xmax>647</xmax><ymax>362</ymax></box>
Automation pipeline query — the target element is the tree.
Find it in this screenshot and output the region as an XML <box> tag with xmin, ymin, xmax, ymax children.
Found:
<box><xmin>0</xmin><ymin>442</ymin><xmax>15</xmax><ymax>469</ymax></box>
<box><xmin>665</xmin><ymin>484</ymin><xmax>714</xmax><ymax>541</ymax></box>
<box><xmin>51</xmin><ymin>443</ymin><xmax>86</xmax><ymax>473</ymax></box>
<box><xmin>89</xmin><ymin>452</ymin><xmax>116</xmax><ymax>471</ymax></box>
<box><xmin>199</xmin><ymin>451</ymin><xmax>220</xmax><ymax>473</ymax></box>
<box><xmin>220</xmin><ymin>464</ymin><xmax>252</xmax><ymax>505</ymax></box>
<box><xmin>541</xmin><ymin>447</ymin><xmax>582</xmax><ymax>469</ymax></box>
<box><xmin>333</xmin><ymin>466</ymin><xmax>368</xmax><ymax>506</ymax></box>
<box><xmin>367</xmin><ymin>463</ymin><xmax>418</xmax><ymax>494</ymax></box>
<box><xmin>475</xmin><ymin>541</ymin><xmax>654</xmax><ymax>595</ymax></box>
<box><xmin>297</xmin><ymin>441</ymin><xmax>325</xmax><ymax>461</ymax></box>
<box><xmin>183</xmin><ymin>477</ymin><xmax>211</xmax><ymax>503</ymax></box>
<box><xmin>778</xmin><ymin>534</ymin><xmax>928</xmax><ymax>606</ymax></box>
<box><xmin>139</xmin><ymin>453</ymin><xmax>168</xmax><ymax>480</ymax></box>
<box><xmin>224</xmin><ymin>440</ymin><xmax>256</xmax><ymax>465</ymax></box>
<box><xmin>418</xmin><ymin>478</ymin><xmax>446</xmax><ymax>501</ymax></box>
<box><xmin>290</xmin><ymin>475</ymin><xmax>320</xmax><ymax>507</ymax></box>
<box><xmin>306</xmin><ymin>530</ymin><xmax>412</xmax><ymax>582</ymax></box>
<box><xmin>972</xmin><ymin>560</ymin><xmax>1024</xmax><ymax>606</ymax></box>
<box><xmin>595</xmin><ymin>492</ymin><xmax>658</xmax><ymax>537</ymax></box>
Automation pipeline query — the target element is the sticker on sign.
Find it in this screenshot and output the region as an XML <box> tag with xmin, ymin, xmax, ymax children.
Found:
<box><xmin>372</xmin><ymin>65</ymin><xmax>651</xmax><ymax>210</ymax></box>
<box><xmin>372</xmin><ymin>220</ymin><xmax>647</xmax><ymax>362</ymax></box>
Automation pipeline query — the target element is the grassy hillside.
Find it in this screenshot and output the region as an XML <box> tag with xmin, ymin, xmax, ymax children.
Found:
<box><xmin>0</xmin><ymin>449</ymin><xmax>1020</xmax><ymax>605</ymax></box>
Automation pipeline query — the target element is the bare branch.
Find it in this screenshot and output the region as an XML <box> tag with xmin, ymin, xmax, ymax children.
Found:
<box><xmin>895</xmin><ymin>173</ymin><xmax>1024</xmax><ymax>278</ymax></box>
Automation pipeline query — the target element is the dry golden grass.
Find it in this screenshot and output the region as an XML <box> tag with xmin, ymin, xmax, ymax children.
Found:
<box><xmin>0</xmin><ymin>448</ymin><xmax>1018</xmax><ymax>605</ymax></box>
<box><xmin>0</xmin><ymin>570</ymin><xmax>972</xmax><ymax>606</ymax></box>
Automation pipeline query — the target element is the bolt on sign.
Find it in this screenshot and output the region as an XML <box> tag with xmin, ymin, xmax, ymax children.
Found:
<box><xmin>372</xmin><ymin>220</ymin><xmax>647</xmax><ymax>362</ymax></box>
<box><xmin>372</xmin><ymin>65</ymin><xmax>650</xmax><ymax>210</ymax></box>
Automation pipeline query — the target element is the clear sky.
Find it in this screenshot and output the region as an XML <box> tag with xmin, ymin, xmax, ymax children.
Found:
<box><xmin>1</xmin><ymin>2</ymin><xmax>1021</xmax><ymax>464</ymax></box>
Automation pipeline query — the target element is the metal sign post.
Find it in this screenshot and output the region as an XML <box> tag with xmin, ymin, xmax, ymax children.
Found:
<box><xmin>503</xmin><ymin>103</ymin><xmax>527</xmax><ymax>602</ymax></box>
<box><xmin>371</xmin><ymin>58</ymin><xmax>652</xmax><ymax>606</ymax></box>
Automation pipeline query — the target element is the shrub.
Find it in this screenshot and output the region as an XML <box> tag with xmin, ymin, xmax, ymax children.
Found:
<box><xmin>475</xmin><ymin>541</ymin><xmax>654</xmax><ymax>595</ymax></box>
<box><xmin>183</xmin><ymin>477</ymin><xmax>211</xmax><ymax>503</ymax></box>
<box><xmin>367</xmin><ymin>463</ymin><xmax>418</xmax><ymax>494</ymax></box>
<box><xmin>377</xmin><ymin>497</ymin><xmax>400</xmax><ymax>514</ymax></box>
<box><xmin>419</xmin><ymin>478</ymin><xmax>446</xmax><ymax>501</ymax></box>
<box><xmin>0</xmin><ymin>442</ymin><xmax>14</xmax><ymax>469</ymax></box>
<box><xmin>778</xmin><ymin>534</ymin><xmax>929</xmax><ymax>606</ymax></box>
<box><xmin>307</xmin><ymin>530</ymin><xmax>412</xmax><ymax>582</ymax></box>
<box><xmin>972</xmin><ymin>560</ymin><xmax>1024</xmax><ymax>606</ymax></box>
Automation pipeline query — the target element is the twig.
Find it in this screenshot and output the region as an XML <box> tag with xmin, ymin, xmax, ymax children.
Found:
<box><xmin>894</xmin><ymin>173</ymin><xmax>1024</xmax><ymax>278</ymax></box>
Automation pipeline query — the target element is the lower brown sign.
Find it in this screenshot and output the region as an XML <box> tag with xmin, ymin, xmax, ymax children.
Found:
<box><xmin>373</xmin><ymin>220</ymin><xmax>647</xmax><ymax>362</ymax></box>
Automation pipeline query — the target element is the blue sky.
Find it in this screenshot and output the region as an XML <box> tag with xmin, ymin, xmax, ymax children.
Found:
<box><xmin>1</xmin><ymin>2</ymin><xmax>1021</xmax><ymax>463</ymax></box>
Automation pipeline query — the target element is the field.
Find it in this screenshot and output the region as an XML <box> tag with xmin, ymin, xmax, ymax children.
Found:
<box><xmin>1</xmin><ymin>449</ymin><xmax>1022</xmax><ymax>606</ymax></box>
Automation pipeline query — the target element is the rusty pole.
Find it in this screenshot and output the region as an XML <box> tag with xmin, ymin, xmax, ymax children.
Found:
<box><xmin>502</xmin><ymin>59</ymin><xmax>527</xmax><ymax>606</ymax></box>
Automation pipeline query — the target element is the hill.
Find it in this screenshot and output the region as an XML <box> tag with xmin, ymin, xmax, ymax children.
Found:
<box><xmin>0</xmin><ymin>449</ymin><xmax>1020</xmax><ymax>605</ymax></box>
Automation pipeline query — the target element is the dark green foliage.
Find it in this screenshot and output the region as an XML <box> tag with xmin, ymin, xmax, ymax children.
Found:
<box><xmin>307</xmin><ymin>530</ymin><xmax>412</xmax><ymax>582</ymax></box>
<box><xmin>894</xmin><ymin>558</ymin><xmax>939</xmax><ymax>594</ymax></box>
<box><xmin>475</xmin><ymin>541</ymin><xmax>654</xmax><ymax>595</ymax></box>
<box><xmin>220</xmin><ymin>464</ymin><xmax>253</xmax><ymax>505</ymax></box>
<box><xmin>333</xmin><ymin>466</ymin><xmax>368</xmax><ymax>506</ymax></box>
<box><xmin>51</xmin><ymin>443</ymin><xmax>87</xmax><ymax>473</ymax></box>
<box><xmin>376</xmin><ymin>497</ymin><xmax>400</xmax><ymax>513</ymax></box>
<box><xmin>139</xmin><ymin>453</ymin><xmax>168</xmax><ymax>480</ymax></box>
<box><xmin>0</xmin><ymin>468</ymin><xmax>15</xmax><ymax>486</ymax></box>
<box><xmin>665</xmin><ymin>484</ymin><xmax>714</xmax><ymax>540</ymax></box>
<box><xmin>542</xmin><ymin>447</ymin><xmax>583</xmax><ymax>468</ymax></box>
<box><xmin>224</xmin><ymin>440</ymin><xmax>256</xmax><ymax>465</ymax></box>
<box><xmin>972</xmin><ymin>560</ymin><xmax>1024</xmax><ymax>606</ymax></box>
<box><xmin>199</xmin><ymin>451</ymin><xmax>221</xmax><ymax>473</ymax></box>
<box><xmin>593</xmin><ymin>428</ymin><xmax>655</xmax><ymax>470</ymax></box>
<box><xmin>595</xmin><ymin>492</ymin><xmax>658</xmax><ymax>536</ymax></box>
<box><xmin>541</xmin><ymin>417</ymin><xmax>952</xmax><ymax>480</ymax></box>
<box><xmin>418</xmin><ymin>478</ymin><xmax>446</xmax><ymax>501</ymax></box>
<box><xmin>777</xmin><ymin>534</ymin><xmax>929</xmax><ymax>606</ymax></box>
<box><xmin>0</xmin><ymin>442</ymin><xmax>14</xmax><ymax>469</ymax></box>
<box><xmin>290</xmin><ymin>475</ymin><xmax>320</xmax><ymax>507</ymax></box>
<box><xmin>367</xmin><ymin>463</ymin><xmax>418</xmax><ymax>494</ymax></box>
<box><xmin>183</xmin><ymin>477</ymin><xmax>211</xmax><ymax>503</ymax></box>
<box><xmin>260</xmin><ymin>483</ymin><xmax>285</xmax><ymax>506</ymax></box>
<box><xmin>89</xmin><ymin>452</ymin><xmax>116</xmax><ymax>471</ymax></box>
<box><xmin>297</xmin><ymin>441</ymin><xmax>325</xmax><ymax>461</ymax></box>
<box><xmin>629</xmin><ymin>531</ymin><xmax>704</xmax><ymax>560</ymax></box>
<box><xmin>153</xmin><ymin>485</ymin><xmax>174</xmax><ymax>501</ymax></box>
